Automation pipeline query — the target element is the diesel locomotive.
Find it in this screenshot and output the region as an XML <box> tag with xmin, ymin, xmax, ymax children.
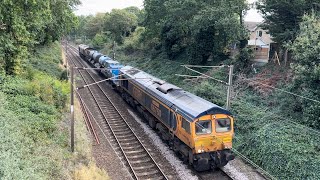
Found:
<box><xmin>78</xmin><ymin>44</ymin><xmax>235</xmax><ymax>171</ymax></box>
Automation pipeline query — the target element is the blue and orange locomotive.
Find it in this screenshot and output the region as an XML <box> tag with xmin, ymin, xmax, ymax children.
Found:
<box><xmin>78</xmin><ymin>44</ymin><xmax>235</xmax><ymax>171</ymax></box>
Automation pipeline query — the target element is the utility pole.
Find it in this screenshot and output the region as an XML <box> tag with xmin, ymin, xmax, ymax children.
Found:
<box><xmin>113</xmin><ymin>41</ymin><xmax>116</xmax><ymax>60</ymax></box>
<box><xmin>226</xmin><ymin>65</ymin><xmax>234</xmax><ymax>110</ymax></box>
<box><xmin>70</xmin><ymin>66</ymin><xmax>75</xmax><ymax>152</ymax></box>
<box><xmin>66</xmin><ymin>39</ymin><xmax>69</xmax><ymax>78</ymax></box>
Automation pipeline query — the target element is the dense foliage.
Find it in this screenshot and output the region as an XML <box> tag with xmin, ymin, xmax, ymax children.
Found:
<box><xmin>144</xmin><ymin>0</ymin><xmax>247</xmax><ymax>63</ymax></box>
<box><xmin>73</xmin><ymin>1</ymin><xmax>249</xmax><ymax>65</ymax></box>
<box><xmin>257</xmin><ymin>0</ymin><xmax>319</xmax><ymax>45</ymax></box>
<box><xmin>73</xmin><ymin>8</ymin><xmax>139</xmax><ymax>48</ymax></box>
<box><xmin>288</xmin><ymin>14</ymin><xmax>320</xmax><ymax>128</ymax></box>
<box><xmin>0</xmin><ymin>1</ymin><xmax>109</xmax><ymax>179</ymax></box>
<box><xmin>0</xmin><ymin>42</ymin><xmax>70</xmax><ymax>179</ymax></box>
<box><xmin>0</xmin><ymin>0</ymin><xmax>79</xmax><ymax>75</ymax></box>
<box><xmin>104</xmin><ymin>9</ymin><xmax>138</xmax><ymax>44</ymax></box>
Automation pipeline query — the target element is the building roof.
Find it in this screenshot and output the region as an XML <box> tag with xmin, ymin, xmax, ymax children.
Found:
<box><xmin>248</xmin><ymin>39</ymin><xmax>269</xmax><ymax>47</ymax></box>
<box><xmin>244</xmin><ymin>21</ymin><xmax>262</xmax><ymax>31</ymax></box>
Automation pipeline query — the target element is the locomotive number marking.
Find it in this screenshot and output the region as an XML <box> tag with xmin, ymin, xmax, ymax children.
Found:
<box><xmin>133</xmin><ymin>87</ymin><xmax>143</xmax><ymax>101</ymax></box>
<box><xmin>151</xmin><ymin>100</ymin><xmax>161</xmax><ymax>117</ymax></box>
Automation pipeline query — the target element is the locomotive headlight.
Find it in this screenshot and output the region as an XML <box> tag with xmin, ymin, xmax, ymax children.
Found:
<box><xmin>197</xmin><ymin>146</ymin><xmax>205</xmax><ymax>153</ymax></box>
<box><xmin>224</xmin><ymin>143</ymin><xmax>232</xmax><ymax>149</ymax></box>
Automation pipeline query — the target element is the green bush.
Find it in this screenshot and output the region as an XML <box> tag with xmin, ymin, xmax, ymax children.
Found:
<box><xmin>28</xmin><ymin>42</ymin><xmax>64</xmax><ymax>79</ymax></box>
<box><xmin>0</xmin><ymin>91</ymin><xmax>68</xmax><ymax>180</ymax></box>
<box><xmin>0</xmin><ymin>42</ymin><xmax>71</xmax><ymax>180</ymax></box>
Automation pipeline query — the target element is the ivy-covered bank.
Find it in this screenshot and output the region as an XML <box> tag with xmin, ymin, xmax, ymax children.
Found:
<box><xmin>0</xmin><ymin>42</ymin><xmax>108</xmax><ymax>180</ymax></box>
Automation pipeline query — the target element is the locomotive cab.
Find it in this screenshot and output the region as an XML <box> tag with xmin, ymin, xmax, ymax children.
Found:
<box><xmin>191</xmin><ymin>114</ymin><xmax>235</xmax><ymax>171</ymax></box>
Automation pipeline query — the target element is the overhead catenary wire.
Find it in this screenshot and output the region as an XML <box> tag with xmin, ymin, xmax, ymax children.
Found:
<box><xmin>183</xmin><ymin>65</ymin><xmax>227</xmax><ymax>68</ymax></box>
<box><xmin>235</xmin><ymin>75</ymin><xmax>320</xmax><ymax>104</ymax></box>
<box><xmin>184</xmin><ymin>64</ymin><xmax>320</xmax><ymax>104</ymax></box>
<box><xmin>211</xmin><ymin>130</ymin><xmax>276</xmax><ymax>180</ymax></box>
<box><xmin>273</xmin><ymin>114</ymin><xmax>320</xmax><ymax>136</ymax></box>
<box><xmin>76</xmin><ymin>75</ymin><xmax>152</xmax><ymax>90</ymax></box>
<box><xmin>231</xmin><ymin>149</ymin><xmax>277</xmax><ymax>180</ymax></box>
<box><xmin>181</xmin><ymin>65</ymin><xmax>228</xmax><ymax>85</ymax></box>
<box><xmin>175</xmin><ymin>74</ymin><xmax>210</xmax><ymax>79</ymax></box>
<box><xmin>233</xmin><ymin>110</ymin><xmax>320</xmax><ymax>136</ymax></box>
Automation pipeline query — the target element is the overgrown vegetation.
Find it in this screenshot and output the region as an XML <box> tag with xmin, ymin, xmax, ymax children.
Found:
<box><xmin>0</xmin><ymin>1</ymin><xmax>109</xmax><ymax>179</ymax></box>
<box><xmin>73</xmin><ymin>2</ymin><xmax>320</xmax><ymax>179</ymax></box>
<box><xmin>0</xmin><ymin>42</ymin><xmax>107</xmax><ymax>179</ymax></box>
<box><xmin>0</xmin><ymin>0</ymin><xmax>80</xmax><ymax>75</ymax></box>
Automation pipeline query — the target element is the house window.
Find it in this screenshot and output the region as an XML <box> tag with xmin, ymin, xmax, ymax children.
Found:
<box><xmin>256</xmin><ymin>30</ymin><xmax>263</xmax><ymax>37</ymax></box>
<box><xmin>182</xmin><ymin>118</ymin><xmax>191</xmax><ymax>134</ymax></box>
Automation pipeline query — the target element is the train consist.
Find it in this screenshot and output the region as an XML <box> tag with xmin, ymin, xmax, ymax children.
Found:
<box><xmin>78</xmin><ymin>44</ymin><xmax>235</xmax><ymax>171</ymax></box>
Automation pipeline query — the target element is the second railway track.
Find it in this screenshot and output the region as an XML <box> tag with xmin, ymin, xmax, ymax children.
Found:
<box><xmin>65</xmin><ymin>45</ymin><xmax>168</xmax><ymax>180</ymax></box>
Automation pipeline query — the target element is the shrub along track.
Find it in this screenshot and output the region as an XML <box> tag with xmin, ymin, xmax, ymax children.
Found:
<box><xmin>65</xmin><ymin>44</ymin><xmax>234</xmax><ymax>180</ymax></box>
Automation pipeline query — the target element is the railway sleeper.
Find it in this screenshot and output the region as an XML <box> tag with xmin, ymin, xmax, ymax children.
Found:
<box><xmin>127</xmin><ymin>154</ymin><xmax>148</xmax><ymax>159</ymax></box>
<box><xmin>114</xmin><ymin>131</ymin><xmax>132</xmax><ymax>136</ymax></box>
<box><xmin>130</xmin><ymin>158</ymin><xmax>151</xmax><ymax>164</ymax></box>
<box><xmin>121</xmin><ymin>141</ymin><xmax>140</xmax><ymax>146</ymax></box>
<box><xmin>135</xmin><ymin>169</ymin><xmax>160</xmax><ymax>177</ymax></box>
<box><xmin>113</xmin><ymin>128</ymin><xmax>130</xmax><ymax>133</ymax></box>
<box><xmin>115</xmin><ymin>134</ymin><xmax>133</xmax><ymax>139</ymax></box>
<box><xmin>118</xmin><ymin>137</ymin><xmax>136</xmax><ymax>142</ymax></box>
<box><xmin>132</xmin><ymin>164</ymin><xmax>155</xmax><ymax>170</ymax></box>
<box><xmin>122</xmin><ymin>145</ymin><xmax>142</xmax><ymax>151</ymax></box>
<box><xmin>125</xmin><ymin>149</ymin><xmax>145</xmax><ymax>154</ymax></box>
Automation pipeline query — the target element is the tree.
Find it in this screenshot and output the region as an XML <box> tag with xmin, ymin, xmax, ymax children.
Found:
<box><xmin>0</xmin><ymin>0</ymin><xmax>79</xmax><ymax>75</ymax></box>
<box><xmin>43</xmin><ymin>0</ymin><xmax>80</xmax><ymax>44</ymax></box>
<box><xmin>83</xmin><ymin>13</ymin><xmax>105</xmax><ymax>39</ymax></box>
<box><xmin>257</xmin><ymin>0</ymin><xmax>319</xmax><ymax>45</ymax></box>
<box><xmin>104</xmin><ymin>9</ymin><xmax>138</xmax><ymax>44</ymax></box>
<box><xmin>144</xmin><ymin>0</ymin><xmax>248</xmax><ymax>63</ymax></box>
<box><xmin>124</xmin><ymin>6</ymin><xmax>145</xmax><ymax>26</ymax></box>
<box><xmin>288</xmin><ymin>14</ymin><xmax>320</xmax><ymax>128</ymax></box>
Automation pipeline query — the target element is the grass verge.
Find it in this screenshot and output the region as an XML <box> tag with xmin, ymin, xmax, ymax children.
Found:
<box><xmin>0</xmin><ymin>42</ymin><xmax>108</xmax><ymax>180</ymax></box>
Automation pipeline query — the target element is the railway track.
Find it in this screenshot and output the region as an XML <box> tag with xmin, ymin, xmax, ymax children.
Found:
<box><xmin>64</xmin><ymin>43</ymin><xmax>244</xmax><ymax>180</ymax></box>
<box><xmin>65</xmin><ymin>45</ymin><xmax>168</xmax><ymax>180</ymax></box>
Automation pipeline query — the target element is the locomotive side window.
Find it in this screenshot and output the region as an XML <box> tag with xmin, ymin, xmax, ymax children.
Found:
<box><xmin>216</xmin><ymin>118</ymin><xmax>231</xmax><ymax>133</ymax></box>
<box><xmin>182</xmin><ymin>118</ymin><xmax>190</xmax><ymax>134</ymax></box>
<box><xmin>196</xmin><ymin>120</ymin><xmax>212</xmax><ymax>135</ymax></box>
<box><xmin>122</xmin><ymin>76</ymin><xmax>128</xmax><ymax>89</ymax></box>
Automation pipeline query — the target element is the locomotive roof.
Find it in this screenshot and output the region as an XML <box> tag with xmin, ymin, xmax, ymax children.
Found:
<box><xmin>120</xmin><ymin>66</ymin><xmax>232</xmax><ymax>122</ymax></box>
<box><xmin>79</xmin><ymin>44</ymin><xmax>89</xmax><ymax>49</ymax></box>
<box><xmin>105</xmin><ymin>60</ymin><xmax>120</xmax><ymax>64</ymax></box>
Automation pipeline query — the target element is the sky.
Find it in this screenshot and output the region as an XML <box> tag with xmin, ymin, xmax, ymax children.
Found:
<box><xmin>74</xmin><ymin>0</ymin><xmax>144</xmax><ymax>16</ymax></box>
<box><xmin>74</xmin><ymin>0</ymin><xmax>263</xmax><ymax>22</ymax></box>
